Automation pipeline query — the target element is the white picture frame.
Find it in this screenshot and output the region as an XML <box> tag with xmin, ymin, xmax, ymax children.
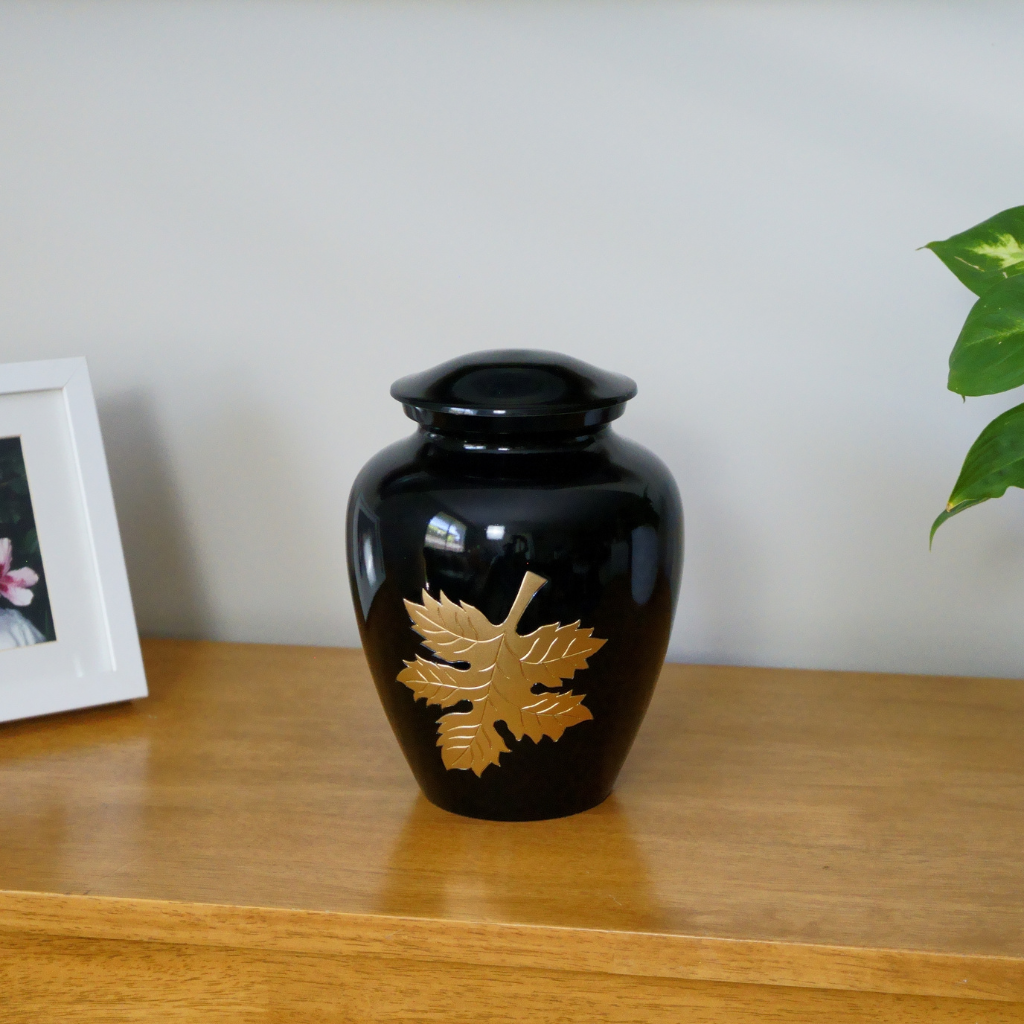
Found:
<box><xmin>0</xmin><ymin>357</ymin><xmax>146</xmax><ymax>722</ymax></box>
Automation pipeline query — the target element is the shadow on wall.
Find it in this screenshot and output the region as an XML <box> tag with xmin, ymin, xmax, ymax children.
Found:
<box><xmin>642</xmin><ymin>419</ymin><xmax>764</xmax><ymax>666</ymax></box>
<box><xmin>180</xmin><ymin>394</ymin><xmax>349</xmax><ymax>646</ymax></box>
<box><xmin>97</xmin><ymin>390</ymin><xmax>212</xmax><ymax>638</ymax></box>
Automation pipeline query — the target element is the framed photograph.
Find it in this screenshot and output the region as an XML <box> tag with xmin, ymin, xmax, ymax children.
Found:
<box><xmin>0</xmin><ymin>358</ymin><xmax>146</xmax><ymax>722</ymax></box>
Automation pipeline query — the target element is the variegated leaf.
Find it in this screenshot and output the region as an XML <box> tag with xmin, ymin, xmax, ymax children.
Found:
<box><xmin>926</xmin><ymin>206</ymin><xmax>1024</xmax><ymax>296</ymax></box>
<box><xmin>948</xmin><ymin>275</ymin><xmax>1024</xmax><ymax>397</ymax></box>
<box><xmin>931</xmin><ymin>402</ymin><xmax>1024</xmax><ymax>543</ymax></box>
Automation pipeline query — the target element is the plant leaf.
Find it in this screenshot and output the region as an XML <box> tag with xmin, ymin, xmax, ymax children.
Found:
<box><xmin>948</xmin><ymin>275</ymin><xmax>1024</xmax><ymax>396</ymax></box>
<box><xmin>926</xmin><ymin>206</ymin><xmax>1024</xmax><ymax>296</ymax></box>
<box><xmin>930</xmin><ymin>498</ymin><xmax>988</xmax><ymax>547</ymax></box>
<box><xmin>931</xmin><ymin>402</ymin><xmax>1024</xmax><ymax>543</ymax></box>
<box><xmin>398</xmin><ymin>570</ymin><xmax>604</xmax><ymax>775</ymax></box>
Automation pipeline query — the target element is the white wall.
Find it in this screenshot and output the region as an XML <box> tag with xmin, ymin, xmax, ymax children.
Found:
<box><xmin>1</xmin><ymin>0</ymin><xmax>1022</xmax><ymax>676</ymax></box>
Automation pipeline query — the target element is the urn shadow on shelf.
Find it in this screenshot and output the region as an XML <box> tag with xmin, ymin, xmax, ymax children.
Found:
<box><xmin>346</xmin><ymin>350</ymin><xmax>683</xmax><ymax>821</ymax></box>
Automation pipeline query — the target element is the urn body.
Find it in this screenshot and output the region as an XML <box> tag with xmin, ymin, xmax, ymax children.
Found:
<box><xmin>346</xmin><ymin>352</ymin><xmax>682</xmax><ymax>821</ymax></box>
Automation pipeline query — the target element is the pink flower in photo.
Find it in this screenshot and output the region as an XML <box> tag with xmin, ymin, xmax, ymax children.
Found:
<box><xmin>0</xmin><ymin>538</ymin><xmax>38</xmax><ymax>607</ymax></box>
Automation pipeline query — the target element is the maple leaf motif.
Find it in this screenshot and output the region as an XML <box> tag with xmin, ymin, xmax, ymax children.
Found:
<box><xmin>397</xmin><ymin>571</ymin><xmax>605</xmax><ymax>776</ymax></box>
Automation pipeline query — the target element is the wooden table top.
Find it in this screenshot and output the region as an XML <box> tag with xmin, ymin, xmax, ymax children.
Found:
<box><xmin>2</xmin><ymin>639</ymin><xmax>1023</xmax><ymax>1002</ymax></box>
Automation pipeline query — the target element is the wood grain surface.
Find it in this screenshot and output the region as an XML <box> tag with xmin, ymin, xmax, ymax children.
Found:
<box><xmin>1</xmin><ymin>639</ymin><xmax>1022</xmax><ymax>1021</ymax></box>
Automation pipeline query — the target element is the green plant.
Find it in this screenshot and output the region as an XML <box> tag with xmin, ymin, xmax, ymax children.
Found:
<box><xmin>927</xmin><ymin>206</ymin><xmax>1024</xmax><ymax>543</ymax></box>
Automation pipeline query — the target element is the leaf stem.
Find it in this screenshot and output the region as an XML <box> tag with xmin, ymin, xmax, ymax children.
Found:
<box><xmin>504</xmin><ymin>571</ymin><xmax>547</xmax><ymax>632</ymax></box>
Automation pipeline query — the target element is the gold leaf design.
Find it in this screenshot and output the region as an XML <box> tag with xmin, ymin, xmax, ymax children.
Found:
<box><xmin>398</xmin><ymin>571</ymin><xmax>605</xmax><ymax>776</ymax></box>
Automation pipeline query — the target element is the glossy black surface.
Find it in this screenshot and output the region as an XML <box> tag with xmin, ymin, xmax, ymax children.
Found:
<box><xmin>391</xmin><ymin>349</ymin><xmax>638</xmax><ymax>433</ymax></box>
<box><xmin>347</xmin><ymin>422</ymin><xmax>683</xmax><ymax>822</ymax></box>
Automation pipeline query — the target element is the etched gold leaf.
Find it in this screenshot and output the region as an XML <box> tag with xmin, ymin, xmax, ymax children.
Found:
<box><xmin>397</xmin><ymin>571</ymin><xmax>605</xmax><ymax>776</ymax></box>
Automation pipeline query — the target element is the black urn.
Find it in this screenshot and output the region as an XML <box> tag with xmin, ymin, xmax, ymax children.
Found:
<box><xmin>347</xmin><ymin>350</ymin><xmax>682</xmax><ymax>821</ymax></box>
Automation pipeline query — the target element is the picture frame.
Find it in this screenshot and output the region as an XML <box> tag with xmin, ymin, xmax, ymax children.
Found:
<box><xmin>0</xmin><ymin>357</ymin><xmax>146</xmax><ymax>722</ymax></box>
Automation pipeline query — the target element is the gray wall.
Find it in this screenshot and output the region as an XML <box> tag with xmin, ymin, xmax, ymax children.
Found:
<box><xmin>1</xmin><ymin>0</ymin><xmax>1022</xmax><ymax>676</ymax></box>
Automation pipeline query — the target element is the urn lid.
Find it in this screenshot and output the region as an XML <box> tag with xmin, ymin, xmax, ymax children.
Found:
<box><xmin>391</xmin><ymin>349</ymin><xmax>637</xmax><ymax>433</ymax></box>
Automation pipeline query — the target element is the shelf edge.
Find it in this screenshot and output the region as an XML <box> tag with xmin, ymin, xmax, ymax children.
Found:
<box><xmin>0</xmin><ymin>889</ymin><xmax>1020</xmax><ymax>1002</ymax></box>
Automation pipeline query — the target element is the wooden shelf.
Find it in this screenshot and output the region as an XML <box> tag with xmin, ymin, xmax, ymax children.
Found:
<box><xmin>2</xmin><ymin>639</ymin><xmax>1022</xmax><ymax>1021</ymax></box>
